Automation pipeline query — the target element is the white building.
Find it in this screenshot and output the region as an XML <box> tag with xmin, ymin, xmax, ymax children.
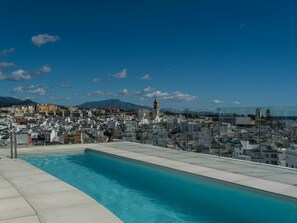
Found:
<box><xmin>286</xmin><ymin>144</ymin><xmax>297</xmax><ymax>169</ymax></box>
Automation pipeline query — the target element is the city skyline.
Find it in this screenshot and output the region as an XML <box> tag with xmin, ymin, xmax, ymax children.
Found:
<box><xmin>1</xmin><ymin>0</ymin><xmax>297</xmax><ymax>109</ymax></box>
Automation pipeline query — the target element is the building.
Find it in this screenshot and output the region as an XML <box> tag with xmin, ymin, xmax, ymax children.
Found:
<box><xmin>235</xmin><ymin>117</ymin><xmax>251</xmax><ymax>126</ymax></box>
<box><xmin>255</xmin><ymin>107</ymin><xmax>261</xmax><ymax>122</ymax></box>
<box><xmin>11</xmin><ymin>105</ymin><xmax>35</xmax><ymax>117</ymax></box>
<box><xmin>37</xmin><ymin>104</ymin><xmax>58</xmax><ymax>113</ymax></box>
<box><xmin>64</xmin><ymin>133</ymin><xmax>82</xmax><ymax>144</ymax></box>
<box><xmin>262</xmin><ymin>144</ymin><xmax>283</xmax><ymax>165</ymax></box>
<box><xmin>153</xmin><ymin>97</ymin><xmax>160</xmax><ymax>120</ymax></box>
<box><xmin>286</xmin><ymin>144</ymin><xmax>297</xmax><ymax>169</ymax></box>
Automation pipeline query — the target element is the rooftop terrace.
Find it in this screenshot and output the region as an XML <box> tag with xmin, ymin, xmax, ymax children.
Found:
<box><xmin>1</xmin><ymin>141</ymin><xmax>297</xmax><ymax>222</ymax></box>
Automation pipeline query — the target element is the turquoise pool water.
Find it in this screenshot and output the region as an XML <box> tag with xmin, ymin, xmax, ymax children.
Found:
<box><xmin>23</xmin><ymin>151</ymin><xmax>297</xmax><ymax>223</ymax></box>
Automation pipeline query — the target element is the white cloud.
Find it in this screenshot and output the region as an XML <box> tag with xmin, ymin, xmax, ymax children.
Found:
<box><xmin>163</xmin><ymin>91</ymin><xmax>197</xmax><ymax>102</ymax></box>
<box><xmin>145</xmin><ymin>90</ymin><xmax>169</xmax><ymax>98</ymax></box>
<box><xmin>9</xmin><ymin>70</ymin><xmax>31</xmax><ymax>81</ymax></box>
<box><xmin>109</xmin><ymin>69</ymin><xmax>127</xmax><ymax>78</ymax></box>
<box><xmin>0</xmin><ymin>48</ymin><xmax>15</xmax><ymax>56</ymax></box>
<box><xmin>28</xmin><ymin>88</ymin><xmax>46</xmax><ymax>96</ymax></box>
<box><xmin>87</xmin><ymin>87</ymin><xmax>197</xmax><ymax>102</ymax></box>
<box><xmin>87</xmin><ymin>91</ymin><xmax>113</xmax><ymax>97</ymax></box>
<box><xmin>117</xmin><ymin>88</ymin><xmax>142</xmax><ymax>97</ymax></box>
<box><xmin>0</xmin><ymin>62</ymin><xmax>16</xmax><ymax>69</ymax></box>
<box><xmin>37</xmin><ymin>64</ymin><xmax>51</xmax><ymax>74</ymax></box>
<box><xmin>92</xmin><ymin>78</ymin><xmax>101</xmax><ymax>83</ymax></box>
<box><xmin>143</xmin><ymin>86</ymin><xmax>154</xmax><ymax>92</ymax></box>
<box><xmin>212</xmin><ymin>99</ymin><xmax>224</xmax><ymax>104</ymax></box>
<box><xmin>11</xmin><ymin>86</ymin><xmax>24</xmax><ymax>93</ymax></box>
<box><xmin>0</xmin><ymin>69</ymin><xmax>31</xmax><ymax>81</ymax></box>
<box><xmin>11</xmin><ymin>85</ymin><xmax>47</xmax><ymax>96</ymax></box>
<box><xmin>144</xmin><ymin>90</ymin><xmax>197</xmax><ymax>102</ymax></box>
<box><xmin>31</xmin><ymin>34</ymin><xmax>60</xmax><ymax>47</ymax></box>
<box><xmin>232</xmin><ymin>101</ymin><xmax>241</xmax><ymax>105</ymax></box>
<box><xmin>140</xmin><ymin>74</ymin><xmax>151</xmax><ymax>80</ymax></box>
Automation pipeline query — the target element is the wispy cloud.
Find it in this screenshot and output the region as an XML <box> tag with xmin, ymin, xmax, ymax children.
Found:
<box><xmin>0</xmin><ymin>48</ymin><xmax>15</xmax><ymax>56</ymax></box>
<box><xmin>143</xmin><ymin>86</ymin><xmax>154</xmax><ymax>92</ymax></box>
<box><xmin>117</xmin><ymin>88</ymin><xmax>142</xmax><ymax>97</ymax></box>
<box><xmin>86</xmin><ymin>87</ymin><xmax>197</xmax><ymax>102</ymax></box>
<box><xmin>10</xmin><ymin>86</ymin><xmax>24</xmax><ymax>93</ymax></box>
<box><xmin>11</xmin><ymin>85</ymin><xmax>47</xmax><ymax>96</ymax></box>
<box><xmin>232</xmin><ymin>100</ymin><xmax>241</xmax><ymax>105</ymax></box>
<box><xmin>0</xmin><ymin>70</ymin><xmax>31</xmax><ymax>81</ymax></box>
<box><xmin>31</xmin><ymin>34</ymin><xmax>60</xmax><ymax>47</ymax></box>
<box><xmin>109</xmin><ymin>69</ymin><xmax>127</xmax><ymax>78</ymax></box>
<box><xmin>144</xmin><ymin>90</ymin><xmax>197</xmax><ymax>102</ymax></box>
<box><xmin>140</xmin><ymin>74</ymin><xmax>151</xmax><ymax>80</ymax></box>
<box><xmin>211</xmin><ymin>99</ymin><xmax>224</xmax><ymax>104</ymax></box>
<box><xmin>92</xmin><ymin>78</ymin><xmax>101</xmax><ymax>83</ymax></box>
<box><xmin>0</xmin><ymin>62</ymin><xmax>16</xmax><ymax>69</ymax></box>
<box><xmin>144</xmin><ymin>90</ymin><xmax>169</xmax><ymax>98</ymax></box>
<box><xmin>28</xmin><ymin>88</ymin><xmax>46</xmax><ymax>96</ymax></box>
<box><xmin>37</xmin><ymin>64</ymin><xmax>51</xmax><ymax>74</ymax></box>
<box><xmin>87</xmin><ymin>91</ymin><xmax>113</xmax><ymax>97</ymax></box>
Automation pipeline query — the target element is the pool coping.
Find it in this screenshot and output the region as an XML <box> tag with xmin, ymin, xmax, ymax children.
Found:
<box><xmin>84</xmin><ymin>145</ymin><xmax>297</xmax><ymax>202</ymax></box>
<box><xmin>0</xmin><ymin>146</ymin><xmax>123</xmax><ymax>223</ymax></box>
<box><xmin>1</xmin><ymin>142</ymin><xmax>297</xmax><ymax>222</ymax></box>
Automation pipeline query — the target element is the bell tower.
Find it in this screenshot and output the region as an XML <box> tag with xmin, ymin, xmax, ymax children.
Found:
<box><xmin>153</xmin><ymin>97</ymin><xmax>160</xmax><ymax>120</ymax></box>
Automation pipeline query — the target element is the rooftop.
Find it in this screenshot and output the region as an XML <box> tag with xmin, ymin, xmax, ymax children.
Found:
<box><xmin>1</xmin><ymin>141</ymin><xmax>297</xmax><ymax>222</ymax></box>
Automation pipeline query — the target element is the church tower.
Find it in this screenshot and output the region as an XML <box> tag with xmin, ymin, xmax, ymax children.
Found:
<box><xmin>153</xmin><ymin>97</ymin><xmax>160</xmax><ymax>120</ymax></box>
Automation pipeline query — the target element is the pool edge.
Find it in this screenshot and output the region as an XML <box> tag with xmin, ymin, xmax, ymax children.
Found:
<box><xmin>0</xmin><ymin>157</ymin><xmax>123</xmax><ymax>223</ymax></box>
<box><xmin>85</xmin><ymin>147</ymin><xmax>297</xmax><ymax>203</ymax></box>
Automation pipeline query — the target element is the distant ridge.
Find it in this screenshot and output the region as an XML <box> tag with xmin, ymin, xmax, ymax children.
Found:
<box><xmin>0</xmin><ymin>96</ymin><xmax>37</xmax><ymax>107</ymax></box>
<box><xmin>20</xmin><ymin>99</ymin><xmax>37</xmax><ymax>105</ymax></box>
<box><xmin>77</xmin><ymin>99</ymin><xmax>151</xmax><ymax>110</ymax></box>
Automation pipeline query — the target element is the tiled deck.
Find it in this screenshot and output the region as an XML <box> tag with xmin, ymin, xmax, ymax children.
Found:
<box><xmin>0</xmin><ymin>145</ymin><xmax>122</xmax><ymax>223</ymax></box>
<box><xmin>1</xmin><ymin>141</ymin><xmax>297</xmax><ymax>222</ymax></box>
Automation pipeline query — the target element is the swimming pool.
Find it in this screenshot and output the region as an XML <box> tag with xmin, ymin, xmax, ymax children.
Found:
<box><xmin>23</xmin><ymin>150</ymin><xmax>297</xmax><ymax>223</ymax></box>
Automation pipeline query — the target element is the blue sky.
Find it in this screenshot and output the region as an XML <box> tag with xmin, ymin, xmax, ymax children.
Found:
<box><xmin>1</xmin><ymin>0</ymin><xmax>297</xmax><ymax>109</ymax></box>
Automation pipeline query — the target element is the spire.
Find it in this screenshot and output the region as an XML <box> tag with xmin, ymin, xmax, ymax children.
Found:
<box><xmin>153</xmin><ymin>97</ymin><xmax>160</xmax><ymax>120</ymax></box>
<box><xmin>154</xmin><ymin>96</ymin><xmax>158</xmax><ymax>109</ymax></box>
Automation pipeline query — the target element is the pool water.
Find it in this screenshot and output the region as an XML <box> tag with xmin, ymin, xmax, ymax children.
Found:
<box><xmin>23</xmin><ymin>151</ymin><xmax>297</xmax><ymax>223</ymax></box>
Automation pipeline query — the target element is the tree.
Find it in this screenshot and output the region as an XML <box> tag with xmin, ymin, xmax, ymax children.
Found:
<box><xmin>104</xmin><ymin>129</ymin><xmax>114</xmax><ymax>142</ymax></box>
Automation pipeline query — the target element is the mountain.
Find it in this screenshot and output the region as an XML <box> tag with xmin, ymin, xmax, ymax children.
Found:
<box><xmin>0</xmin><ymin>96</ymin><xmax>37</xmax><ymax>107</ymax></box>
<box><xmin>0</xmin><ymin>96</ymin><xmax>150</xmax><ymax>110</ymax></box>
<box><xmin>77</xmin><ymin>99</ymin><xmax>151</xmax><ymax>110</ymax></box>
<box><xmin>20</xmin><ymin>99</ymin><xmax>37</xmax><ymax>105</ymax></box>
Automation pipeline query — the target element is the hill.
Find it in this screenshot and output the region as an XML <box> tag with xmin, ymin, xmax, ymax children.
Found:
<box><xmin>77</xmin><ymin>99</ymin><xmax>151</xmax><ymax>110</ymax></box>
<box><xmin>0</xmin><ymin>96</ymin><xmax>37</xmax><ymax>107</ymax></box>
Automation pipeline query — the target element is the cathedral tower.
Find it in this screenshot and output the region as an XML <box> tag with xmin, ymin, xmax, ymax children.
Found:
<box><xmin>153</xmin><ymin>97</ymin><xmax>160</xmax><ymax>120</ymax></box>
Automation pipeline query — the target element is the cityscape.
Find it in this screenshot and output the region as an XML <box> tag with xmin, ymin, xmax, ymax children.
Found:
<box><xmin>1</xmin><ymin>98</ymin><xmax>297</xmax><ymax>169</ymax></box>
<box><xmin>1</xmin><ymin>1</ymin><xmax>297</xmax><ymax>223</ymax></box>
